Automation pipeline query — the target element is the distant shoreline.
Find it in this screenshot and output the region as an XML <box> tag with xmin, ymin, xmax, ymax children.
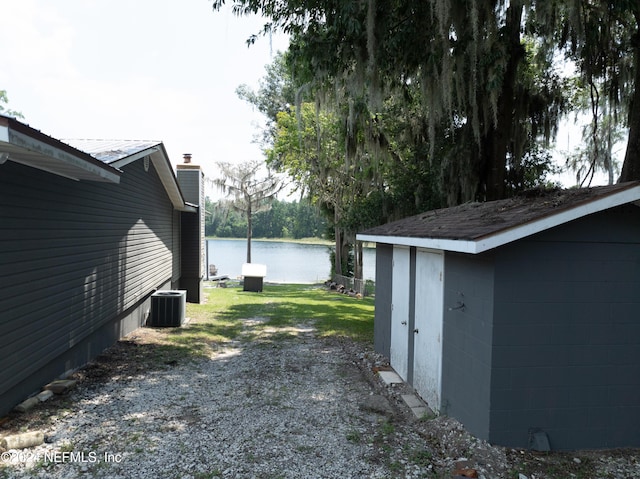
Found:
<box><xmin>206</xmin><ymin>237</ymin><xmax>375</xmax><ymax>248</ymax></box>
<box><xmin>206</xmin><ymin>237</ymin><xmax>333</xmax><ymax>246</ymax></box>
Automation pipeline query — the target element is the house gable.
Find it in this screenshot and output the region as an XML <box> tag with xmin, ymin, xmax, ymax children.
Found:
<box><xmin>63</xmin><ymin>139</ymin><xmax>195</xmax><ymax>213</ymax></box>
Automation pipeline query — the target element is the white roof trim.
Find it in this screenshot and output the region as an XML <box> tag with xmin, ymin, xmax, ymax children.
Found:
<box><xmin>110</xmin><ymin>146</ymin><xmax>160</xmax><ymax>168</ymax></box>
<box><xmin>0</xmin><ymin>126</ymin><xmax>121</xmax><ymax>183</ymax></box>
<box><xmin>357</xmin><ymin>184</ymin><xmax>640</xmax><ymax>254</ymax></box>
<box><xmin>149</xmin><ymin>149</ymin><xmax>194</xmax><ymax>212</ymax></box>
<box><xmin>358</xmin><ymin>234</ymin><xmax>479</xmax><ymax>253</ymax></box>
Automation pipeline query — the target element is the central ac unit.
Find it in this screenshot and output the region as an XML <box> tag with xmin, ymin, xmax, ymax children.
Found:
<box><xmin>149</xmin><ymin>290</ymin><xmax>186</xmax><ymax>327</ymax></box>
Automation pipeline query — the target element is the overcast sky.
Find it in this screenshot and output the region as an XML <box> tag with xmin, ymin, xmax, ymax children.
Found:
<box><xmin>0</xmin><ymin>0</ymin><xmax>289</xmax><ymax>189</ymax></box>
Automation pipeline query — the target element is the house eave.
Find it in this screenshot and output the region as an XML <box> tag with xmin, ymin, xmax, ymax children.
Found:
<box><xmin>0</xmin><ymin>116</ymin><xmax>121</xmax><ymax>183</ymax></box>
<box><xmin>148</xmin><ymin>147</ymin><xmax>192</xmax><ymax>212</ymax></box>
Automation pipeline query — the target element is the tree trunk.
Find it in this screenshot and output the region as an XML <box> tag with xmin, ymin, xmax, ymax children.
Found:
<box><xmin>482</xmin><ymin>2</ymin><xmax>524</xmax><ymax>201</ymax></box>
<box><xmin>354</xmin><ymin>240</ymin><xmax>363</xmax><ymax>280</ymax></box>
<box><xmin>246</xmin><ymin>200</ymin><xmax>252</xmax><ymax>263</ymax></box>
<box><xmin>334</xmin><ymin>208</ymin><xmax>342</xmax><ymax>276</ymax></box>
<box><xmin>619</xmin><ymin>11</ymin><xmax>640</xmax><ymax>183</ymax></box>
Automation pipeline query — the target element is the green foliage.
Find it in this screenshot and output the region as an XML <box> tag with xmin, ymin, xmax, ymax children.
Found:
<box><xmin>214</xmin><ymin>0</ymin><xmax>633</xmax><ymax>203</ymax></box>
<box><xmin>236</xmin><ymin>52</ymin><xmax>296</xmax><ymax>148</ymax></box>
<box><xmin>206</xmin><ymin>197</ymin><xmax>326</xmax><ymax>239</ymax></box>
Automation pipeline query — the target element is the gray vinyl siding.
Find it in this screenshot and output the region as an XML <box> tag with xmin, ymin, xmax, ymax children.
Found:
<box><xmin>0</xmin><ymin>158</ymin><xmax>177</xmax><ymax>414</ymax></box>
<box><xmin>373</xmin><ymin>243</ymin><xmax>393</xmax><ymax>357</ymax></box>
<box><xmin>441</xmin><ymin>252</ymin><xmax>495</xmax><ymax>440</ymax></box>
<box><xmin>172</xmin><ymin>209</ymin><xmax>181</xmax><ymax>286</ymax></box>
<box><xmin>490</xmin><ymin>205</ymin><xmax>640</xmax><ymax>449</ymax></box>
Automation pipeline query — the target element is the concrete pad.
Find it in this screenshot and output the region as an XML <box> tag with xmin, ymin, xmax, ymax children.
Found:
<box><xmin>378</xmin><ymin>370</ymin><xmax>403</xmax><ymax>385</ymax></box>
<box><xmin>37</xmin><ymin>390</ymin><xmax>54</xmax><ymax>402</ymax></box>
<box><xmin>14</xmin><ymin>397</ymin><xmax>39</xmax><ymax>413</ymax></box>
<box><xmin>410</xmin><ymin>406</ymin><xmax>432</xmax><ymax>418</ymax></box>
<box><xmin>401</xmin><ymin>394</ymin><xmax>424</xmax><ymax>408</ymax></box>
<box><xmin>44</xmin><ymin>379</ymin><xmax>77</xmax><ymax>394</ymax></box>
<box><xmin>402</xmin><ymin>394</ymin><xmax>434</xmax><ymax>418</ymax></box>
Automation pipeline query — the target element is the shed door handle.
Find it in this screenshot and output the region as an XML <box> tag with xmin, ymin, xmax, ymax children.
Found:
<box><xmin>401</xmin><ymin>321</ymin><xmax>407</xmax><ymax>325</ymax></box>
<box><xmin>413</xmin><ymin>329</ymin><xmax>419</xmax><ymax>334</ymax></box>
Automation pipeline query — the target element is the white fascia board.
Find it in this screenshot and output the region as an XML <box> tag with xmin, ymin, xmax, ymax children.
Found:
<box><xmin>110</xmin><ymin>146</ymin><xmax>160</xmax><ymax>168</ymax></box>
<box><xmin>357</xmin><ymin>184</ymin><xmax>640</xmax><ymax>254</ymax></box>
<box><xmin>149</xmin><ymin>149</ymin><xmax>189</xmax><ymax>211</ymax></box>
<box><xmin>8</xmin><ymin>129</ymin><xmax>121</xmax><ymax>183</ymax></box>
<box><xmin>0</xmin><ymin>124</ymin><xmax>8</xmax><ymax>142</ymax></box>
<box><xmin>356</xmin><ymin>234</ymin><xmax>477</xmax><ymax>253</ymax></box>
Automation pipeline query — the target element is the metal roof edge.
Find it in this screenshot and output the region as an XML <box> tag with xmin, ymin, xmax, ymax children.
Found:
<box><xmin>0</xmin><ymin>115</ymin><xmax>121</xmax><ymax>183</ymax></box>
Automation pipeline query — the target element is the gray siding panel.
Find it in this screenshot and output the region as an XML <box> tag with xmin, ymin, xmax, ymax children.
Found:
<box><xmin>373</xmin><ymin>243</ymin><xmax>393</xmax><ymax>357</ymax></box>
<box><xmin>0</xmin><ymin>159</ymin><xmax>177</xmax><ymax>414</ymax></box>
<box><xmin>441</xmin><ymin>252</ymin><xmax>495</xmax><ymax>441</ymax></box>
<box><xmin>490</xmin><ymin>206</ymin><xmax>640</xmax><ymax>449</ymax></box>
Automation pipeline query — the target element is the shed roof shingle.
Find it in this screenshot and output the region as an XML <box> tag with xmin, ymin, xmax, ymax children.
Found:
<box><xmin>358</xmin><ymin>182</ymin><xmax>640</xmax><ymax>253</ymax></box>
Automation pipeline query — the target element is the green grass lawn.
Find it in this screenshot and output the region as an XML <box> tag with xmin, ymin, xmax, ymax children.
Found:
<box><xmin>165</xmin><ymin>283</ymin><xmax>374</xmax><ymax>358</ymax></box>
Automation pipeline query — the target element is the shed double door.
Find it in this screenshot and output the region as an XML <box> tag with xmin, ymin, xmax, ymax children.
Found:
<box><xmin>390</xmin><ymin>246</ymin><xmax>444</xmax><ymax>411</ymax></box>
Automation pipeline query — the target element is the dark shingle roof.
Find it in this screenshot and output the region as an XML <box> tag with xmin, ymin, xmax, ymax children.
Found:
<box><xmin>358</xmin><ymin>182</ymin><xmax>640</xmax><ymax>253</ymax></box>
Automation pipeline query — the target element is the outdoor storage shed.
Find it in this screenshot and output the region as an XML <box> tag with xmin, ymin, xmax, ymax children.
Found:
<box><xmin>357</xmin><ymin>182</ymin><xmax>640</xmax><ymax>450</ymax></box>
<box><xmin>0</xmin><ymin>114</ymin><xmax>202</xmax><ymax>417</ymax></box>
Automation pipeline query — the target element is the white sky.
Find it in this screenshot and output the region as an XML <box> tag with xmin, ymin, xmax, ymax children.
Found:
<box><xmin>0</xmin><ymin>0</ymin><xmax>289</xmax><ymax>192</ymax></box>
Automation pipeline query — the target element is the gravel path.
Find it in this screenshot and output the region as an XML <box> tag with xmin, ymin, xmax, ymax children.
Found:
<box><xmin>1</xmin><ymin>323</ymin><xmax>405</xmax><ymax>479</ymax></box>
<box><xmin>2</xmin><ymin>315</ymin><xmax>640</xmax><ymax>479</ymax></box>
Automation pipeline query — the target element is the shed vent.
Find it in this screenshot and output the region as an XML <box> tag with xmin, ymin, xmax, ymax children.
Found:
<box><xmin>149</xmin><ymin>290</ymin><xmax>186</xmax><ymax>327</ymax></box>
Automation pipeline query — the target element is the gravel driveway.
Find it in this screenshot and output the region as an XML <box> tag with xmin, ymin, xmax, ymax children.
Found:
<box><xmin>2</xmin><ymin>314</ymin><xmax>639</xmax><ymax>479</ymax></box>
<box><xmin>1</xmin><ymin>320</ymin><xmax>418</xmax><ymax>479</ymax></box>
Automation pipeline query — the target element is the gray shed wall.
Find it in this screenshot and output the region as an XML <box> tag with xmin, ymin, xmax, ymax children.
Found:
<box><xmin>490</xmin><ymin>205</ymin><xmax>640</xmax><ymax>449</ymax></box>
<box><xmin>441</xmin><ymin>252</ymin><xmax>495</xmax><ymax>440</ymax></box>
<box><xmin>373</xmin><ymin>243</ymin><xmax>393</xmax><ymax>357</ymax></box>
<box><xmin>0</xmin><ymin>159</ymin><xmax>179</xmax><ymax>415</ymax></box>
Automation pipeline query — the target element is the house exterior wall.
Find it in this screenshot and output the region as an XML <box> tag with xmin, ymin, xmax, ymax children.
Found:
<box><xmin>171</xmin><ymin>209</ymin><xmax>181</xmax><ymax>288</ymax></box>
<box><xmin>490</xmin><ymin>204</ymin><xmax>640</xmax><ymax>449</ymax></box>
<box><xmin>0</xmin><ymin>159</ymin><xmax>179</xmax><ymax>415</ymax></box>
<box><xmin>373</xmin><ymin>243</ymin><xmax>393</xmax><ymax>357</ymax></box>
<box><xmin>441</xmin><ymin>252</ymin><xmax>495</xmax><ymax>440</ymax></box>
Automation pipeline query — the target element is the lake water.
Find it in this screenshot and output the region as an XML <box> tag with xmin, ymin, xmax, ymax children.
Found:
<box><xmin>206</xmin><ymin>239</ymin><xmax>376</xmax><ymax>283</ymax></box>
